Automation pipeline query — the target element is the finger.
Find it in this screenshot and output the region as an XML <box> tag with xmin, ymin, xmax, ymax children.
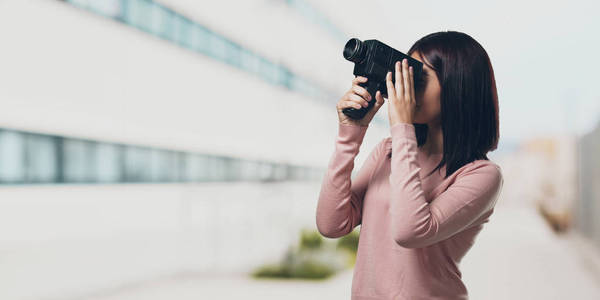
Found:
<box><xmin>352</xmin><ymin>85</ymin><xmax>372</xmax><ymax>101</ymax></box>
<box><xmin>395</xmin><ymin>60</ymin><xmax>404</xmax><ymax>99</ymax></box>
<box><xmin>385</xmin><ymin>71</ymin><xmax>395</xmax><ymax>100</ymax></box>
<box><xmin>402</xmin><ymin>59</ymin><xmax>411</xmax><ymax>101</ymax></box>
<box><xmin>345</xmin><ymin>101</ymin><xmax>362</xmax><ymax>110</ymax></box>
<box><xmin>408</xmin><ymin>66</ymin><xmax>415</xmax><ymax>104</ymax></box>
<box><xmin>339</xmin><ymin>100</ymin><xmax>362</xmax><ymax>109</ymax></box>
<box><xmin>348</xmin><ymin>93</ymin><xmax>369</xmax><ymax>108</ymax></box>
<box><xmin>352</xmin><ymin>76</ymin><xmax>368</xmax><ymax>85</ymax></box>
<box><xmin>365</xmin><ymin>91</ymin><xmax>384</xmax><ymax>117</ymax></box>
<box><xmin>375</xmin><ymin>90</ymin><xmax>385</xmax><ymax>107</ymax></box>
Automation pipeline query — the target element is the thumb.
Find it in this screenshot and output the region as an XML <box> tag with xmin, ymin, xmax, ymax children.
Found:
<box><xmin>365</xmin><ymin>91</ymin><xmax>385</xmax><ymax>119</ymax></box>
<box><xmin>373</xmin><ymin>90</ymin><xmax>385</xmax><ymax>110</ymax></box>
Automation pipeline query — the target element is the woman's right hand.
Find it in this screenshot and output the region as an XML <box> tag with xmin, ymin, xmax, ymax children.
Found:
<box><xmin>337</xmin><ymin>76</ymin><xmax>386</xmax><ymax>127</ymax></box>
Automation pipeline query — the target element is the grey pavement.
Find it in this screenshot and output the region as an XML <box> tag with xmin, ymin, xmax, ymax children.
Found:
<box><xmin>82</xmin><ymin>203</ymin><xmax>600</xmax><ymax>300</ymax></box>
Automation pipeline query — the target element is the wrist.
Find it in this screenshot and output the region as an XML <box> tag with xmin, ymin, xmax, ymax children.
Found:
<box><xmin>338</xmin><ymin>122</ymin><xmax>368</xmax><ymax>144</ymax></box>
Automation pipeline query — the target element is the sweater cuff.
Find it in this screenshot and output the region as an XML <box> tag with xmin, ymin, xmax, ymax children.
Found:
<box><xmin>390</xmin><ymin>122</ymin><xmax>417</xmax><ymax>142</ymax></box>
<box><xmin>337</xmin><ymin>123</ymin><xmax>368</xmax><ymax>145</ymax></box>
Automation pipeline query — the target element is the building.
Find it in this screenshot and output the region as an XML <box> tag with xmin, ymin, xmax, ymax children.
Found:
<box><xmin>0</xmin><ymin>0</ymin><xmax>390</xmax><ymax>299</ymax></box>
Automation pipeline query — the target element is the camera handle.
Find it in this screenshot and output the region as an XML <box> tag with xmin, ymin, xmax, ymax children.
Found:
<box><xmin>342</xmin><ymin>78</ymin><xmax>384</xmax><ymax>120</ymax></box>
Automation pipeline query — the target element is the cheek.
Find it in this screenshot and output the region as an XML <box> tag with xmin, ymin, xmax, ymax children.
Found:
<box><xmin>418</xmin><ymin>87</ymin><xmax>441</xmax><ymax>116</ymax></box>
<box><xmin>421</xmin><ymin>90</ymin><xmax>438</xmax><ymax>109</ymax></box>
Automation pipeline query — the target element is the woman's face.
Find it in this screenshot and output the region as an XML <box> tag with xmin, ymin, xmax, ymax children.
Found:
<box><xmin>410</xmin><ymin>51</ymin><xmax>441</xmax><ymax>125</ymax></box>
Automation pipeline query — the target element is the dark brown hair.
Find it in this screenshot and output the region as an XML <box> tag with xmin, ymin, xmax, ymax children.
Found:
<box><xmin>387</xmin><ymin>31</ymin><xmax>500</xmax><ymax>179</ymax></box>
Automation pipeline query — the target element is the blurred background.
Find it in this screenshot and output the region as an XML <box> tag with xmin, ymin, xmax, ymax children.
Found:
<box><xmin>0</xmin><ymin>0</ymin><xmax>599</xmax><ymax>299</ymax></box>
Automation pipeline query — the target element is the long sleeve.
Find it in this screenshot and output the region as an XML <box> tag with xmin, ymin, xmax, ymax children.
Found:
<box><xmin>316</xmin><ymin>123</ymin><xmax>385</xmax><ymax>238</ymax></box>
<box><xmin>389</xmin><ymin>122</ymin><xmax>504</xmax><ymax>249</ymax></box>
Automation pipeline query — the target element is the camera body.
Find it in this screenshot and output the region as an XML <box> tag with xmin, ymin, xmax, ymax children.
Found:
<box><xmin>342</xmin><ymin>38</ymin><xmax>424</xmax><ymax>120</ymax></box>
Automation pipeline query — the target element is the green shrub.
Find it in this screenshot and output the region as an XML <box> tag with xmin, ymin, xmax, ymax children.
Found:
<box><xmin>299</xmin><ymin>228</ymin><xmax>323</xmax><ymax>250</ymax></box>
<box><xmin>252</xmin><ymin>227</ymin><xmax>352</xmax><ymax>280</ymax></box>
<box><xmin>289</xmin><ymin>260</ymin><xmax>335</xmax><ymax>279</ymax></box>
<box><xmin>252</xmin><ymin>263</ymin><xmax>291</xmax><ymax>278</ymax></box>
<box><xmin>252</xmin><ymin>253</ymin><xmax>335</xmax><ymax>280</ymax></box>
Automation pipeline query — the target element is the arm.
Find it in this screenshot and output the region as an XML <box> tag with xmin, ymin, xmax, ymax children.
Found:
<box><xmin>316</xmin><ymin>123</ymin><xmax>385</xmax><ymax>238</ymax></box>
<box><xmin>389</xmin><ymin>123</ymin><xmax>504</xmax><ymax>248</ymax></box>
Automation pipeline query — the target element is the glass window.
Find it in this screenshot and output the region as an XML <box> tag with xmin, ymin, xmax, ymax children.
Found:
<box><xmin>259</xmin><ymin>58</ymin><xmax>279</xmax><ymax>84</ymax></box>
<box><xmin>25</xmin><ymin>134</ymin><xmax>58</xmax><ymax>183</ymax></box>
<box><xmin>95</xmin><ymin>143</ymin><xmax>122</xmax><ymax>183</ymax></box>
<box><xmin>225</xmin><ymin>41</ymin><xmax>242</xmax><ymax>67</ymax></box>
<box><xmin>172</xmin><ymin>14</ymin><xmax>191</xmax><ymax>47</ymax></box>
<box><xmin>221</xmin><ymin>157</ymin><xmax>238</xmax><ymax>181</ymax></box>
<box><xmin>206</xmin><ymin>31</ymin><xmax>227</xmax><ymax>61</ymax></box>
<box><xmin>276</xmin><ymin>65</ymin><xmax>292</xmax><ymax>89</ymax></box>
<box><xmin>149</xmin><ymin>149</ymin><xmax>179</xmax><ymax>182</ymax></box>
<box><xmin>287</xmin><ymin>166</ymin><xmax>299</xmax><ymax>180</ymax></box>
<box><xmin>226</xmin><ymin>157</ymin><xmax>246</xmax><ymax>181</ymax></box>
<box><xmin>207</xmin><ymin>156</ymin><xmax>227</xmax><ymax>182</ymax></box>
<box><xmin>68</xmin><ymin>0</ymin><xmax>87</xmax><ymax>8</ymax></box>
<box><xmin>310</xmin><ymin>168</ymin><xmax>324</xmax><ymax>181</ymax></box>
<box><xmin>239</xmin><ymin>160</ymin><xmax>259</xmax><ymax>181</ymax></box>
<box><xmin>0</xmin><ymin>130</ymin><xmax>26</xmax><ymax>183</ymax></box>
<box><xmin>191</xmin><ymin>25</ymin><xmax>210</xmax><ymax>53</ymax></box>
<box><xmin>299</xmin><ymin>167</ymin><xmax>309</xmax><ymax>180</ymax></box>
<box><xmin>124</xmin><ymin>0</ymin><xmax>153</xmax><ymax>32</ymax></box>
<box><xmin>63</xmin><ymin>139</ymin><xmax>96</xmax><ymax>183</ymax></box>
<box><xmin>89</xmin><ymin>0</ymin><xmax>122</xmax><ymax>18</ymax></box>
<box><xmin>272</xmin><ymin>164</ymin><xmax>288</xmax><ymax>181</ymax></box>
<box><xmin>240</xmin><ymin>50</ymin><xmax>261</xmax><ymax>75</ymax></box>
<box><xmin>123</xmin><ymin>145</ymin><xmax>152</xmax><ymax>182</ymax></box>
<box><xmin>182</xmin><ymin>153</ymin><xmax>210</xmax><ymax>182</ymax></box>
<box><xmin>289</xmin><ymin>76</ymin><xmax>309</xmax><ymax>95</ymax></box>
<box><xmin>1</xmin><ymin>128</ymin><xmax>317</xmax><ymax>184</ymax></box>
<box><xmin>257</xmin><ymin>161</ymin><xmax>274</xmax><ymax>181</ymax></box>
<box><xmin>150</xmin><ymin>3</ymin><xmax>173</xmax><ymax>38</ymax></box>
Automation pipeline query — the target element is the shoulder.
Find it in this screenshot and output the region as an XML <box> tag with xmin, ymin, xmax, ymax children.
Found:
<box><xmin>466</xmin><ymin>160</ymin><xmax>502</xmax><ymax>179</ymax></box>
<box><xmin>455</xmin><ymin>160</ymin><xmax>504</xmax><ymax>195</ymax></box>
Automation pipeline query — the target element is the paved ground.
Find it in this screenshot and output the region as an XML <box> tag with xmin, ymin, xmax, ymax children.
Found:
<box><xmin>82</xmin><ymin>203</ymin><xmax>600</xmax><ymax>300</ymax></box>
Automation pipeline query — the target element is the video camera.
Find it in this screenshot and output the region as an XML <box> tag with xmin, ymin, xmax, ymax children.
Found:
<box><xmin>342</xmin><ymin>38</ymin><xmax>425</xmax><ymax>120</ymax></box>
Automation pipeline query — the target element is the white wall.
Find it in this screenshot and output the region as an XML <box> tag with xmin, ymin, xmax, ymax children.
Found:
<box><xmin>0</xmin><ymin>182</ymin><xmax>324</xmax><ymax>299</ymax></box>
<box><xmin>0</xmin><ymin>0</ymin><xmax>389</xmax><ymax>168</ymax></box>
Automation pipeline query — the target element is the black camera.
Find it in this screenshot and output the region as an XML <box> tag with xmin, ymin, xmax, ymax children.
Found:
<box><xmin>342</xmin><ymin>38</ymin><xmax>424</xmax><ymax>120</ymax></box>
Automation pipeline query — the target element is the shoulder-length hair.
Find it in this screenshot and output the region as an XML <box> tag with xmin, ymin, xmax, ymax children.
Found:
<box><xmin>387</xmin><ymin>31</ymin><xmax>500</xmax><ymax>179</ymax></box>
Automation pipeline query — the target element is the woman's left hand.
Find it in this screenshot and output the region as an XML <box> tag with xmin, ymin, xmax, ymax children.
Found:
<box><xmin>386</xmin><ymin>58</ymin><xmax>416</xmax><ymax>126</ymax></box>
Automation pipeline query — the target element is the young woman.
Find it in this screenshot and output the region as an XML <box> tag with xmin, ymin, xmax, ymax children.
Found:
<box><xmin>316</xmin><ymin>31</ymin><xmax>504</xmax><ymax>299</ymax></box>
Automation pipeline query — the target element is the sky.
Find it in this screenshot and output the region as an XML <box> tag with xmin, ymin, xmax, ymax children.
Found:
<box><xmin>315</xmin><ymin>0</ymin><xmax>600</xmax><ymax>143</ymax></box>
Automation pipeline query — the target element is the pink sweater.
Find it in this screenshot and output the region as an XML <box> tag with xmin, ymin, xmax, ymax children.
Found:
<box><xmin>316</xmin><ymin>122</ymin><xmax>504</xmax><ymax>300</ymax></box>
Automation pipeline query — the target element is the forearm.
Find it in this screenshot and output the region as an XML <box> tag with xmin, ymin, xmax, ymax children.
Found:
<box><xmin>316</xmin><ymin>123</ymin><xmax>368</xmax><ymax>238</ymax></box>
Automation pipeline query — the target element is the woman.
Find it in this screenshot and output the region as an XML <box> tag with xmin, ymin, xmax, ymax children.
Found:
<box><xmin>316</xmin><ymin>31</ymin><xmax>504</xmax><ymax>299</ymax></box>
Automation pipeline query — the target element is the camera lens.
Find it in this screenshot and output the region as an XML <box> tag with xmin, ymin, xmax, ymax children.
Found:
<box><xmin>343</xmin><ymin>38</ymin><xmax>366</xmax><ymax>63</ymax></box>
